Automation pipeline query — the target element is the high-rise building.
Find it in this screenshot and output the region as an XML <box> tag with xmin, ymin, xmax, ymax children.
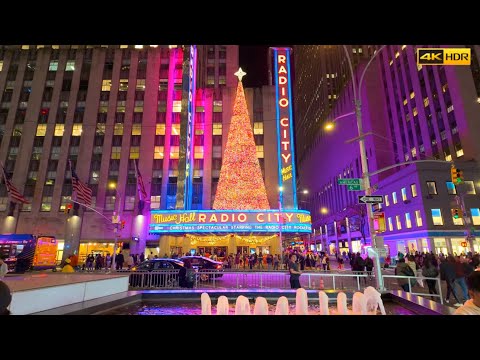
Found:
<box><xmin>295</xmin><ymin>45</ymin><xmax>480</xmax><ymax>256</ymax></box>
<box><xmin>0</xmin><ymin>45</ymin><xmax>281</xmax><ymax>263</ymax></box>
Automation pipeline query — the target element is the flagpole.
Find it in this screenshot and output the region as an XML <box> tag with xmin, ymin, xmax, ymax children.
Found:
<box><xmin>111</xmin><ymin>189</ymin><xmax>121</xmax><ymax>272</ymax></box>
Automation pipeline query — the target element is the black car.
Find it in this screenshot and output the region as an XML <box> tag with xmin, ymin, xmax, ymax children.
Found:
<box><xmin>179</xmin><ymin>256</ymin><xmax>224</xmax><ymax>281</ymax></box>
<box><xmin>131</xmin><ymin>258</ymin><xmax>184</xmax><ymax>271</ymax></box>
<box><xmin>129</xmin><ymin>258</ymin><xmax>184</xmax><ymax>288</ymax></box>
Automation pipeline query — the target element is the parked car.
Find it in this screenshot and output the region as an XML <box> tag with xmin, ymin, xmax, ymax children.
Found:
<box><xmin>179</xmin><ymin>256</ymin><xmax>224</xmax><ymax>281</ymax></box>
<box><xmin>131</xmin><ymin>258</ymin><xmax>184</xmax><ymax>271</ymax></box>
<box><xmin>129</xmin><ymin>258</ymin><xmax>184</xmax><ymax>288</ymax></box>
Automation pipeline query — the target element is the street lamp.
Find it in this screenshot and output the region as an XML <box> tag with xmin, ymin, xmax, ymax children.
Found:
<box><xmin>340</xmin><ymin>45</ymin><xmax>387</xmax><ymax>291</ymax></box>
<box><xmin>324</xmin><ymin>111</ymin><xmax>356</xmax><ymax>131</ymax></box>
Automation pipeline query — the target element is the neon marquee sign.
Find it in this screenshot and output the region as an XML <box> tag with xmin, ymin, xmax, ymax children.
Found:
<box><xmin>149</xmin><ymin>210</ymin><xmax>312</xmax><ymax>234</ymax></box>
<box><xmin>273</xmin><ymin>48</ymin><xmax>297</xmax><ymax>209</ymax></box>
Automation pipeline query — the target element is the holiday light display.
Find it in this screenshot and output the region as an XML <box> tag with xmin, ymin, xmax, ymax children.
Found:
<box><xmin>213</xmin><ymin>69</ymin><xmax>270</xmax><ymax>210</ymax></box>
<box><xmin>187</xmin><ymin>233</ymin><xmax>277</xmax><ymax>246</ymax></box>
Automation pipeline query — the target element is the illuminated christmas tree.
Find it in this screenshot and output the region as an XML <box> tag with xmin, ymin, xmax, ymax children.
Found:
<box><xmin>213</xmin><ymin>68</ymin><xmax>270</xmax><ymax>210</ymax></box>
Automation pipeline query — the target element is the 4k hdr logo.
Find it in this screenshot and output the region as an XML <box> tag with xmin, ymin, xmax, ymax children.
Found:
<box><xmin>417</xmin><ymin>48</ymin><xmax>471</xmax><ymax>65</ymax></box>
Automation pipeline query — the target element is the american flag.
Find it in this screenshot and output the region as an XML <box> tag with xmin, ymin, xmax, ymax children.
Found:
<box><xmin>1</xmin><ymin>164</ymin><xmax>30</xmax><ymax>204</ymax></box>
<box><xmin>134</xmin><ymin>159</ymin><xmax>149</xmax><ymax>202</ymax></box>
<box><xmin>70</xmin><ymin>163</ymin><xmax>92</xmax><ymax>206</ymax></box>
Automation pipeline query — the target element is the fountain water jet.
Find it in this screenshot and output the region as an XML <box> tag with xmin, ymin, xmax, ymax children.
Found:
<box><xmin>201</xmin><ymin>293</ymin><xmax>212</xmax><ymax>315</ymax></box>
<box><xmin>216</xmin><ymin>295</ymin><xmax>229</xmax><ymax>315</ymax></box>
<box><xmin>318</xmin><ymin>291</ymin><xmax>330</xmax><ymax>315</ymax></box>
<box><xmin>275</xmin><ymin>296</ymin><xmax>289</xmax><ymax>315</ymax></box>
<box><xmin>235</xmin><ymin>295</ymin><xmax>251</xmax><ymax>315</ymax></box>
<box><xmin>337</xmin><ymin>292</ymin><xmax>348</xmax><ymax>315</ymax></box>
<box><xmin>364</xmin><ymin>286</ymin><xmax>386</xmax><ymax>315</ymax></box>
<box><xmin>254</xmin><ymin>297</ymin><xmax>269</xmax><ymax>315</ymax></box>
<box><xmin>295</xmin><ymin>288</ymin><xmax>309</xmax><ymax>315</ymax></box>
<box><xmin>352</xmin><ymin>292</ymin><xmax>368</xmax><ymax>315</ymax></box>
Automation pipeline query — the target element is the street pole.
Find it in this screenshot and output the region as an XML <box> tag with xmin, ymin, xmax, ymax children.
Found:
<box><xmin>111</xmin><ymin>191</ymin><xmax>121</xmax><ymax>272</ymax></box>
<box><xmin>278</xmin><ymin>198</ymin><xmax>283</xmax><ymax>257</ymax></box>
<box><xmin>343</xmin><ymin>45</ymin><xmax>386</xmax><ymax>291</ymax></box>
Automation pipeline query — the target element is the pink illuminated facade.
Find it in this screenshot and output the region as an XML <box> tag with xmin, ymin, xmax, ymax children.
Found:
<box><xmin>0</xmin><ymin>45</ymin><xmax>280</xmax><ymax>261</ymax></box>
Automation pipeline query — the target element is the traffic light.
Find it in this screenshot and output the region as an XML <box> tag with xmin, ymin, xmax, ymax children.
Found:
<box><xmin>120</xmin><ymin>220</ymin><xmax>126</xmax><ymax>229</ymax></box>
<box><xmin>451</xmin><ymin>166</ymin><xmax>464</xmax><ymax>184</ymax></box>
<box><xmin>64</xmin><ymin>203</ymin><xmax>72</xmax><ymax>214</ymax></box>
<box><xmin>452</xmin><ymin>208</ymin><xmax>463</xmax><ymax>219</ymax></box>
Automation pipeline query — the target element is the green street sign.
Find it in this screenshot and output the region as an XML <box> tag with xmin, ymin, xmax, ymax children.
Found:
<box><xmin>347</xmin><ymin>184</ymin><xmax>362</xmax><ymax>191</ymax></box>
<box><xmin>338</xmin><ymin>178</ymin><xmax>362</xmax><ymax>185</ymax></box>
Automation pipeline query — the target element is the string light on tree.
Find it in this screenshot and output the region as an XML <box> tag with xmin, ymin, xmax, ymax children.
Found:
<box><xmin>213</xmin><ymin>68</ymin><xmax>270</xmax><ymax>210</ymax></box>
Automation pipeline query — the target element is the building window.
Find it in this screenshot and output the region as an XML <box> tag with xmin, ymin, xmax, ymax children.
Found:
<box><xmin>411</xmin><ymin>184</ymin><xmax>417</xmax><ymax>197</ymax></box>
<box><xmin>426</xmin><ymin>181</ymin><xmax>437</xmax><ymax>195</ymax></box>
<box><xmin>111</xmin><ymin>146</ymin><xmax>122</xmax><ymax>159</ymax></box>
<box><xmin>396</xmin><ymin>215</ymin><xmax>402</xmax><ymax>230</ymax></box>
<box><xmin>154</xmin><ymin>146</ymin><xmax>164</xmax><ymax>159</ymax></box>
<box><xmin>150</xmin><ymin>195</ymin><xmax>161</xmax><ymax>209</ymax></box>
<box><xmin>172</xmin><ymin>100</ymin><xmax>182</xmax><ymax>113</ymax></box>
<box><xmin>194</xmin><ymin>146</ymin><xmax>204</xmax><ymax>159</ymax></box>
<box><xmin>119</xmin><ymin>79</ymin><xmax>128</xmax><ymax>91</ymax></box>
<box><xmin>124</xmin><ymin>196</ymin><xmax>135</xmax><ymax>211</ymax></box>
<box><xmin>423</xmin><ymin>97</ymin><xmax>429</xmax><ymax>107</ymax></box>
<box><xmin>136</xmin><ymin>79</ymin><xmax>146</xmax><ymax>91</ymax></box>
<box><xmin>464</xmin><ymin>181</ymin><xmax>476</xmax><ymax>194</ymax></box>
<box><xmin>102</xmin><ymin>80</ymin><xmax>112</xmax><ymax>91</ymax></box>
<box><xmin>72</xmin><ymin>124</ymin><xmax>82</xmax><ymax>136</ymax></box>
<box><xmin>213</xmin><ymin>101</ymin><xmax>222</xmax><ymax>112</ymax></box>
<box><xmin>41</xmin><ymin>196</ymin><xmax>53</xmax><ymax>211</ymax></box>
<box><xmin>256</xmin><ymin>145</ymin><xmax>264</xmax><ymax>159</ymax></box>
<box><xmin>105</xmin><ymin>196</ymin><xmax>116</xmax><ymax>211</ymax></box>
<box><xmin>114</xmin><ymin>124</ymin><xmax>123</xmax><ymax>135</ymax></box>
<box><xmin>130</xmin><ymin>147</ymin><xmax>140</xmax><ymax>159</ymax></box>
<box><xmin>431</xmin><ymin>209</ymin><xmax>443</xmax><ymax>225</ymax></box>
<box><xmin>392</xmin><ymin>192</ymin><xmax>397</xmax><ymax>204</ymax></box>
<box><xmin>455</xmin><ymin>144</ymin><xmax>464</xmax><ymax>157</ymax></box>
<box><xmin>156</xmin><ymin>124</ymin><xmax>166</xmax><ymax>135</ymax></box>
<box><xmin>447</xmin><ymin>105</ymin><xmax>454</xmax><ymax>113</ymax></box>
<box><xmin>385</xmin><ymin>194</ymin><xmax>389</xmax><ymax>207</ymax></box>
<box><xmin>170</xmin><ymin>146</ymin><xmax>179</xmax><ymax>159</ymax></box>
<box><xmin>65</xmin><ymin>61</ymin><xmax>75</xmax><ymax>71</ymax></box>
<box><xmin>401</xmin><ymin>188</ymin><xmax>407</xmax><ymax>201</ymax></box>
<box><xmin>471</xmin><ymin>208</ymin><xmax>480</xmax><ymax>226</ymax></box>
<box><xmin>253</xmin><ymin>122</ymin><xmax>263</xmax><ymax>135</ymax></box>
<box><xmin>213</xmin><ymin>123</ymin><xmax>222</xmax><ymax>135</ymax></box>
<box><xmin>415</xmin><ymin>210</ymin><xmax>423</xmax><ymax>227</ymax></box>
<box><xmin>36</xmin><ymin>124</ymin><xmax>47</xmax><ymax>136</ymax></box>
<box><xmin>49</xmin><ymin>60</ymin><xmax>58</xmax><ymax>71</ymax></box>
<box><xmin>131</xmin><ymin>124</ymin><xmax>142</xmax><ymax>135</ymax></box>
<box><xmin>54</xmin><ymin>124</ymin><xmax>64</xmax><ymax>136</ymax></box>
<box><xmin>134</xmin><ymin>101</ymin><xmax>144</xmax><ymax>113</ymax></box>
<box><xmin>405</xmin><ymin>213</ymin><xmax>412</xmax><ymax>228</ymax></box>
<box><xmin>446</xmin><ymin>181</ymin><xmax>457</xmax><ymax>195</ymax></box>
<box><xmin>388</xmin><ymin>217</ymin><xmax>393</xmax><ymax>231</ymax></box>
<box><xmin>171</xmin><ymin>123</ymin><xmax>180</xmax><ymax>135</ymax></box>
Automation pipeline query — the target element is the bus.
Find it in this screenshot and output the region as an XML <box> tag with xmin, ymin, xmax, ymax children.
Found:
<box><xmin>0</xmin><ymin>234</ymin><xmax>58</xmax><ymax>273</ymax></box>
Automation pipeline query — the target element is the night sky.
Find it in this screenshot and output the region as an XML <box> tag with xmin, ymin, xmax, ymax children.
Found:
<box><xmin>239</xmin><ymin>45</ymin><xmax>292</xmax><ymax>88</ymax></box>
<box><xmin>239</xmin><ymin>46</ymin><xmax>270</xmax><ymax>88</ymax></box>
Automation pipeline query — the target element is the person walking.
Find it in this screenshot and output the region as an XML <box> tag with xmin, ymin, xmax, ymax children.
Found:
<box><xmin>440</xmin><ymin>255</ymin><xmax>461</xmax><ymax>306</ymax></box>
<box><xmin>421</xmin><ymin>256</ymin><xmax>439</xmax><ymax>300</ymax></box>
<box><xmin>395</xmin><ymin>257</ymin><xmax>415</xmax><ymax>292</ymax></box>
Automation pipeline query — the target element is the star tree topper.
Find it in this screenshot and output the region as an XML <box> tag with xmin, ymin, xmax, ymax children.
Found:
<box><xmin>234</xmin><ymin>67</ymin><xmax>246</xmax><ymax>82</ymax></box>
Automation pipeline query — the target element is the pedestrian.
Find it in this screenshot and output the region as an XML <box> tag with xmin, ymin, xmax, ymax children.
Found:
<box><xmin>62</xmin><ymin>258</ymin><xmax>75</xmax><ymax>273</ymax></box>
<box><xmin>0</xmin><ymin>256</ymin><xmax>8</xmax><ymax>278</ymax></box>
<box><xmin>395</xmin><ymin>257</ymin><xmax>415</xmax><ymax>292</ymax></box>
<box><xmin>0</xmin><ymin>281</ymin><xmax>12</xmax><ymax>315</ymax></box>
<box><xmin>288</xmin><ymin>254</ymin><xmax>302</xmax><ymax>289</ymax></box>
<box><xmin>454</xmin><ymin>270</ymin><xmax>480</xmax><ymax>315</ymax></box>
<box><xmin>440</xmin><ymin>255</ymin><xmax>461</xmax><ymax>306</ymax></box>
<box><xmin>421</xmin><ymin>256</ymin><xmax>439</xmax><ymax>300</ymax></box>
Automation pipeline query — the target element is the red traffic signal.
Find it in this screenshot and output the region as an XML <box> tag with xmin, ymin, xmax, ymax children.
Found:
<box><xmin>121</xmin><ymin>220</ymin><xmax>126</xmax><ymax>229</ymax></box>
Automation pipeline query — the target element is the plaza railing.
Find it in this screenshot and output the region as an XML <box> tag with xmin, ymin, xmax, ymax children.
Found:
<box><xmin>381</xmin><ymin>274</ymin><xmax>444</xmax><ymax>304</ymax></box>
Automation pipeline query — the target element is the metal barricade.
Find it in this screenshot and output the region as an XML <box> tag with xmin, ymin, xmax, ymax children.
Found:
<box><xmin>382</xmin><ymin>274</ymin><xmax>443</xmax><ymax>304</ymax></box>
<box><xmin>128</xmin><ymin>270</ymin><xmax>181</xmax><ymax>289</ymax></box>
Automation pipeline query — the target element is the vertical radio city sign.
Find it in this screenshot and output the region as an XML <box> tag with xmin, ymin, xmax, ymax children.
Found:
<box><xmin>273</xmin><ymin>48</ymin><xmax>297</xmax><ymax>209</ymax></box>
<box><xmin>184</xmin><ymin>45</ymin><xmax>197</xmax><ymax>209</ymax></box>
